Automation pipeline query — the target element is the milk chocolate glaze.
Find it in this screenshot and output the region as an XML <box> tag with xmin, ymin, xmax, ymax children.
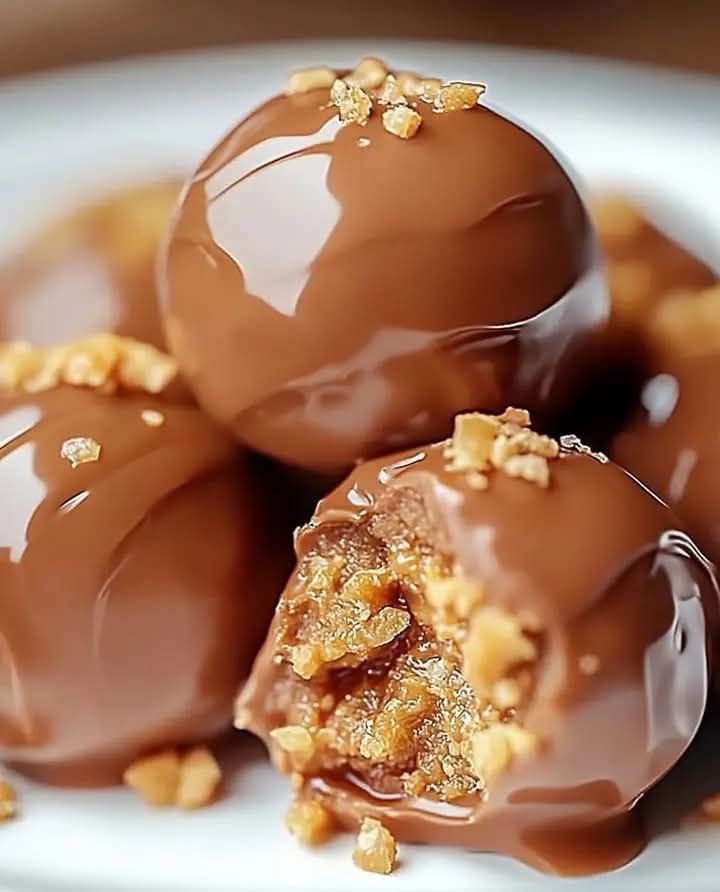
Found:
<box><xmin>240</xmin><ymin>438</ymin><xmax>718</xmax><ymax>875</ymax></box>
<box><xmin>614</xmin><ymin>353</ymin><xmax>720</xmax><ymax>564</ymax></box>
<box><xmin>161</xmin><ymin>82</ymin><xmax>608</xmax><ymax>473</ymax></box>
<box><xmin>0</xmin><ymin>386</ymin><xmax>289</xmax><ymax>786</ymax></box>
<box><xmin>0</xmin><ymin>181</ymin><xmax>180</xmax><ymax>350</ymax></box>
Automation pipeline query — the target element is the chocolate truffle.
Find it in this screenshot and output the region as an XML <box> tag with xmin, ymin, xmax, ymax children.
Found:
<box><xmin>161</xmin><ymin>60</ymin><xmax>607</xmax><ymax>473</ymax></box>
<box><xmin>0</xmin><ymin>378</ymin><xmax>288</xmax><ymax>786</ymax></box>
<box><xmin>613</xmin><ymin>284</ymin><xmax>720</xmax><ymax>562</ymax></box>
<box><xmin>237</xmin><ymin>409</ymin><xmax>717</xmax><ymax>875</ymax></box>
<box><xmin>0</xmin><ymin>180</ymin><xmax>179</xmax><ymax>349</ymax></box>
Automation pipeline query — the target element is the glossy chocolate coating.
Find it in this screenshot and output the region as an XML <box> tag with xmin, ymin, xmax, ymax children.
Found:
<box><xmin>0</xmin><ymin>181</ymin><xmax>179</xmax><ymax>349</ymax></box>
<box><xmin>161</xmin><ymin>88</ymin><xmax>607</xmax><ymax>472</ymax></box>
<box><xmin>614</xmin><ymin>353</ymin><xmax>720</xmax><ymax>563</ymax></box>
<box><xmin>240</xmin><ymin>439</ymin><xmax>717</xmax><ymax>874</ymax></box>
<box><xmin>0</xmin><ymin>386</ymin><xmax>287</xmax><ymax>786</ymax></box>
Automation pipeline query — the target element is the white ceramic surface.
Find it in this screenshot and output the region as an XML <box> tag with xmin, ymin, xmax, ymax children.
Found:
<box><xmin>1</xmin><ymin>39</ymin><xmax>719</xmax><ymax>892</ymax></box>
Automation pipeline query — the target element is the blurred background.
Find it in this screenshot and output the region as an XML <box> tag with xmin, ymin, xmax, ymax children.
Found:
<box><xmin>1</xmin><ymin>0</ymin><xmax>719</xmax><ymax>78</ymax></box>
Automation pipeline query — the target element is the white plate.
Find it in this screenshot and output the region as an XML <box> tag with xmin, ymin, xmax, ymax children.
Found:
<box><xmin>1</xmin><ymin>39</ymin><xmax>720</xmax><ymax>892</ymax></box>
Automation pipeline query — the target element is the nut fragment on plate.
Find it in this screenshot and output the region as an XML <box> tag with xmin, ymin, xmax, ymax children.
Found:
<box><xmin>434</xmin><ymin>82</ymin><xmax>486</xmax><ymax>113</ymax></box>
<box><xmin>0</xmin><ymin>779</ymin><xmax>17</xmax><ymax>820</ymax></box>
<box><xmin>285</xmin><ymin>799</ymin><xmax>335</xmax><ymax>845</ymax></box>
<box><xmin>0</xmin><ymin>334</ymin><xmax>178</xmax><ymax>395</ymax></box>
<box><xmin>140</xmin><ymin>408</ymin><xmax>165</xmax><ymax>427</ymax></box>
<box><xmin>352</xmin><ymin>817</ymin><xmax>398</xmax><ymax>874</ymax></box>
<box><xmin>60</xmin><ymin>436</ymin><xmax>101</xmax><ymax>469</ymax></box>
<box><xmin>331</xmin><ymin>79</ymin><xmax>372</xmax><ymax>126</ymax></box>
<box><xmin>287</xmin><ymin>65</ymin><xmax>337</xmax><ymax>94</ymax></box>
<box><xmin>123</xmin><ymin>746</ymin><xmax>221</xmax><ymax>810</ymax></box>
<box><xmin>382</xmin><ymin>105</ymin><xmax>422</xmax><ymax>139</ymax></box>
<box><xmin>345</xmin><ymin>57</ymin><xmax>387</xmax><ymax>90</ymax></box>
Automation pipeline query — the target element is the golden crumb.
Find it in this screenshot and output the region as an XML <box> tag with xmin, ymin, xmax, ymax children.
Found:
<box><xmin>0</xmin><ymin>334</ymin><xmax>177</xmax><ymax>395</ymax></box>
<box><xmin>445</xmin><ymin>413</ymin><xmax>500</xmax><ymax>472</ymax></box>
<box><xmin>123</xmin><ymin>750</ymin><xmax>182</xmax><ymax>807</ymax></box>
<box><xmin>701</xmin><ymin>793</ymin><xmax>720</xmax><ymax>820</ymax></box>
<box><xmin>375</xmin><ymin>74</ymin><xmax>407</xmax><ymax>106</ymax></box>
<box><xmin>463</xmin><ymin>606</ymin><xmax>537</xmax><ymax>697</ymax></box>
<box><xmin>426</xmin><ymin>573</ymin><xmax>484</xmax><ymax>621</ymax></box>
<box><xmin>0</xmin><ymin>779</ymin><xmax>16</xmax><ymax>821</ymax></box>
<box><xmin>501</xmin><ymin>453</ymin><xmax>551</xmax><ymax>487</ymax></box>
<box><xmin>140</xmin><ymin>409</ymin><xmax>165</xmax><ymax>427</ymax></box>
<box><xmin>394</xmin><ymin>70</ymin><xmax>423</xmax><ymax>96</ymax></box>
<box><xmin>345</xmin><ymin>57</ymin><xmax>388</xmax><ymax>90</ymax></box>
<box><xmin>499</xmin><ymin>406</ymin><xmax>531</xmax><ymax>427</ymax></box>
<box><xmin>352</xmin><ymin>817</ymin><xmax>398</xmax><ymax>874</ymax></box>
<box><xmin>285</xmin><ymin>798</ymin><xmax>335</xmax><ymax>845</ymax></box>
<box><xmin>592</xmin><ymin>197</ymin><xmax>644</xmax><ymax>243</ymax></box>
<box><xmin>471</xmin><ymin>724</ymin><xmax>537</xmax><ymax>780</ymax></box>
<box><xmin>331</xmin><ymin>79</ymin><xmax>372</xmax><ymax>126</ymax></box>
<box><xmin>60</xmin><ymin>436</ymin><xmax>101</xmax><ymax>469</ymax></box>
<box><xmin>270</xmin><ymin>725</ymin><xmax>315</xmax><ymax>758</ymax></box>
<box><xmin>434</xmin><ymin>82</ymin><xmax>486</xmax><ymax>113</ymax></box>
<box><xmin>287</xmin><ymin>65</ymin><xmax>337</xmax><ymax>94</ymax></box>
<box><xmin>176</xmin><ymin>746</ymin><xmax>221</xmax><ymax>810</ymax></box>
<box><xmin>382</xmin><ymin>105</ymin><xmax>422</xmax><ymax>139</ymax></box>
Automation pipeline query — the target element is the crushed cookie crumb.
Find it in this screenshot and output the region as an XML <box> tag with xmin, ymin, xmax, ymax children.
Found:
<box><xmin>382</xmin><ymin>105</ymin><xmax>422</xmax><ymax>139</ymax></box>
<box><xmin>286</xmin><ymin>798</ymin><xmax>335</xmax><ymax>845</ymax></box>
<box><xmin>471</xmin><ymin>723</ymin><xmax>537</xmax><ymax>780</ymax></box>
<box><xmin>176</xmin><ymin>746</ymin><xmax>221</xmax><ymax>810</ymax></box>
<box><xmin>0</xmin><ymin>779</ymin><xmax>16</xmax><ymax>821</ymax></box>
<box><xmin>345</xmin><ymin>57</ymin><xmax>387</xmax><ymax>90</ymax></box>
<box><xmin>287</xmin><ymin>65</ymin><xmax>337</xmax><ymax>94</ymax></box>
<box><xmin>331</xmin><ymin>79</ymin><xmax>372</xmax><ymax>126</ymax></box>
<box><xmin>559</xmin><ymin>434</ymin><xmax>609</xmax><ymax>464</ymax></box>
<box><xmin>60</xmin><ymin>436</ymin><xmax>101</xmax><ymax>469</ymax></box>
<box><xmin>0</xmin><ymin>334</ymin><xmax>177</xmax><ymax>395</ymax></box>
<box><xmin>352</xmin><ymin>817</ymin><xmax>398</xmax><ymax>874</ymax></box>
<box><xmin>434</xmin><ymin>82</ymin><xmax>486</xmax><ymax>113</ymax></box>
<box><xmin>375</xmin><ymin>74</ymin><xmax>407</xmax><ymax>106</ymax></box>
<box><xmin>270</xmin><ymin>725</ymin><xmax>315</xmax><ymax>758</ymax></box>
<box><xmin>140</xmin><ymin>409</ymin><xmax>165</xmax><ymax>427</ymax></box>
<box><xmin>463</xmin><ymin>606</ymin><xmax>537</xmax><ymax>698</ymax></box>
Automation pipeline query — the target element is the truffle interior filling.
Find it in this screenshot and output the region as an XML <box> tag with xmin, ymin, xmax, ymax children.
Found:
<box><xmin>265</xmin><ymin>488</ymin><xmax>541</xmax><ymax>803</ymax></box>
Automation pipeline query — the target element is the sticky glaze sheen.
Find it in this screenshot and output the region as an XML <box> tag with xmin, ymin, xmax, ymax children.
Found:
<box><xmin>161</xmin><ymin>88</ymin><xmax>608</xmax><ymax>472</ymax></box>
<box><xmin>0</xmin><ymin>386</ymin><xmax>287</xmax><ymax>786</ymax></box>
<box><xmin>240</xmin><ymin>441</ymin><xmax>717</xmax><ymax>875</ymax></box>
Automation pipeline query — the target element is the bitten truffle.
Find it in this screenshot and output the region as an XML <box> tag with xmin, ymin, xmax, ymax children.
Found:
<box><xmin>0</xmin><ymin>376</ymin><xmax>289</xmax><ymax>786</ymax></box>
<box><xmin>238</xmin><ymin>409</ymin><xmax>717</xmax><ymax>875</ymax></box>
<box><xmin>161</xmin><ymin>59</ymin><xmax>607</xmax><ymax>473</ymax></box>
<box><xmin>0</xmin><ymin>180</ymin><xmax>179</xmax><ymax>349</ymax></box>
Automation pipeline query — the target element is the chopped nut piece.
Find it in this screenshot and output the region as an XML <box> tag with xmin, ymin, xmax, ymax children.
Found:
<box><xmin>345</xmin><ymin>57</ymin><xmax>387</xmax><ymax>90</ymax></box>
<box><xmin>426</xmin><ymin>573</ymin><xmax>483</xmax><ymax>621</ymax></box>
<box><xmin>352</xmin><ymin>817</ymin><xmax>398</xmax><ymax>874</ymax></box>
<box><xmin>701</xmin><ymin>793</ymin><xmax>720</xmax><ymax>820</ymax></box>
<box><xmin>382</xmin><ymin>105</ymin><xmax>422</xmax><ymax>139</ymax></box>
<box><xmin>176</xmin><ymin>746</ymin><xmax>221</xmax><ymax>810</ymax></box>
<box><xmin>418</xmin><ymin>77</ymin><xmax>444</xmax><ymax>103</ymax></box>
<box><xmin>394</xmin><ymin>70</ymin><xmax>423</xmax><ymax>95</ymax></box>
<box><xmin>123</xmin><ymin>749</ymin><xmax>182</xmax><ymax>806</ymax></box>
<box><xmin>502</xmin><ymin>453</ymin><xmax>550</xmax><ymax>488</ymax></box>
<box><xmin>471</xmin><ymin>723</ymin><xmax>537</xmax><ymax>780</ymax></box>
<box><xmin>463</xmin><ymin>606</ymin><xmax>537</xmax><ymax>697</ymax></box>
<box><xmin>445</xmin><ymin>413</ymin><xmax>500</xmax><ymax>472</ymax></box>
<box><xmin>499</xmin><ymin>406</ymin><xmax>531</xmax><ymax>427</ymax></box>
<box><xmin>140</xmin><ymin>409</ymin><xmax>165</xmax><ymax>427</ymax></box>
<box><xmin>434</xmin><ymin>82</ymin><xmax>486</xmax><ymax>113</ymax></box>
<box><xmin>0</xmin><ymin>779</ymin><xmax>16</xmax><ymax>821</ymax></box>
<box><xmin>287</xmin><ymin>65</ymin><xmax>336</xmax><ymax>94</ymax></box>
<box><xmin>270</xmin><ymin>725</ymin><xmax>315</xmax><ymax>757</ymax></box>
<box><xmin>0</xmin><ymin>335</ymin><xmax>177</xmax><ymax>395</ymax></box>
<box><xmin>60</xmin><ymin>436</ymin><xmax>101</xmax><ymax>469</ymax></box>
<box><xmin>331</xmin><ymin>79</ymin><xmax>372</xmax><ymax>126</ymax></box>
<box><xmin>286</xmin><ymin>798</ymin><xmax>335</xmax><ymax>845</ymax></box>
<box><xmin>375</xmin><ymin>74</ymin><xmax>407</xmax><ymax>106</ymax></box>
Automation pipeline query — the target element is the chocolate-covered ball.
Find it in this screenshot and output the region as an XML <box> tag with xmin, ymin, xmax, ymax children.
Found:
<box><xmin>238</xmin><ymin>410</ymin><xmax>717</xmax><ymax>875</ymax></box>
<box><xmin>0</xmin><ymin>385</ymin><xmax>288</xmax><ymax>786</ymax></box>
<box><xmin>0</xmin><ymin>181</ymin><xmax>179</xmax><ymax>349</ymax></box>
<box><xmin>161</xmin><ymin>62</ymin><xmax>607</xmax><ymax>473</ymax></box>
<box><xmin>613</xmin><ymin>284</ymin><xmax>720</xmax><ymax>561</ymax></box>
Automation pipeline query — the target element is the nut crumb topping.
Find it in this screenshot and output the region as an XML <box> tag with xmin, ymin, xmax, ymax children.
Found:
<box><xmin>0</xmin><ymin>779</ymin><xmax>17</xmax><ymax>821</ymax></box>
<box><xmin>286</xmin><ymin>798</ymin><xmax>335</xmax><ymax>845</ymax></box>
<box><xmin>434</xmin><ymin>82</ymin><xmax>486</xmax><ymax>113</ymax></box>
<box><xmin>123</xmin><ymin>746</ymin><xmax>220</xmax><ymax>810</ymax></box>
<box><xmin>345</xmin><ymin>57</ymin><xmax>388</xmax><ymax>90</ymax></box>
<box><xmin>559</xmin><ymin>434</ymin><xmax>609</xmax><ymax>464</ymax></box>
<box><xmin>270</xmin><ymin>725</ymin><xmax>315</xmax><ymax>758</ymax></box>
<box><xmin>60</xmin><ymin>436</ymin><xmax>101</xmax><ymax>469</ymax></box>
<box><xmin>463</xmin><ymin>606</ymin><xmax>537</xmax><ymax>699</ymax></box>
<box><xmin>382</xmin><ymin>105</ymin><xmax>422</xmax><ymax>139</ymax></box>
<box><xmin>375</xmin><ymin>74</ymin><xmax>407</xmax><ymax>106</ymax></box>
<box><xmin>352</xmin><ymin>817</ymin><xmax>397</xmax><ymax>874</ymax></box>
<box><xmin>287</xmin><ymin>66</ymin><xmax>337</xmax><ymax>94</ymax></box>
<box><xmin>331</xmin><ymin>79</ymin><xmax>372</xmax><ymax>126</ymax></box>
<box><xmin>0</xmin><ymin>334</ymin><xmax>177</xmax><ymax>395</ymax></box>
<box><xmin>445</xmin><ymin>409</ymin><xmax>559</xmax><ymax>489</ymax></box>
<box><xmin>471</xmin><ymin>723</ymin><xmax>537</xmax><ymax>779</ymax></box>
<box><xmin>140</xmin><ymin>408</ymin><xmax>165</xmax><ymax>427</ymax></box>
